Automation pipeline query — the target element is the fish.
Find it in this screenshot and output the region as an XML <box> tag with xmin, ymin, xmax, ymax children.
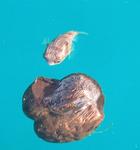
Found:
<box><xmin>44</xmin><ymin>31</ymin><xmax>87</xmax><ymax>65</ymax></box>
<box><xmin>23</xmin><ymin>73</ymin><xmax>104</xmax><ymax>142</ymax></box>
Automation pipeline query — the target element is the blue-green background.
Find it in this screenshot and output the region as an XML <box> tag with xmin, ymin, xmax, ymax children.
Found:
<box><xmin>0</xmin><ymin>0</ymin><xmax>140</xmax><ymax>149</ymax></box>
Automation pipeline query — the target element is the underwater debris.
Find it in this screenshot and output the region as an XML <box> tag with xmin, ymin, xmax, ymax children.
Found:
<box><xmin>44</xmin><ymin>31</ymin><xmax>85</xmax><ymax>65</ymax></box>
<box><xmin>23</xmin><ymin>73</ymin><xmax>104</xmax><ymax>143</ymax></box>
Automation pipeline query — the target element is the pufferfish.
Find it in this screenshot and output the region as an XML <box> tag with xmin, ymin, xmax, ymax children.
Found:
<box><xmin>44</xmin><ymin>31</ymin><xmax>87</xmax><ymax>65</ymax></box>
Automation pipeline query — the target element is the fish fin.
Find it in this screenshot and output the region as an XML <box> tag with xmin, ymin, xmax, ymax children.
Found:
<box><xmin>94</xmin><ymin>122</ymin><xmax>114</xmax><ymax>134</ymax></box>
<box><xmin>68</xmin><ymin>45</ymin><xmax>75</xmax><ymax>60</ymax></box>
<box><xmin>41</xmin><ymin>38</ymin><xmax>50</xmax><ymax>46</ymax></box>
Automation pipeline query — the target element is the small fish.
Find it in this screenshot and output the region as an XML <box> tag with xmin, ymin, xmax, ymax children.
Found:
<box><xmin>44</xmin><ymin>31</ymin><xmax>87</xmax><ymax>65</ymax></box>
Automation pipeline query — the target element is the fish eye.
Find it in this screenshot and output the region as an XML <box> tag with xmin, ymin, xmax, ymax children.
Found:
<box><xmin>56</xmin><ymin>59</ymin><xmax>62</xmax><ymax>63</ymax></box>
<box><xmin>57</xmin><ymin>60</ymin><xmax>61</xmax><ymax>63</ymax></box>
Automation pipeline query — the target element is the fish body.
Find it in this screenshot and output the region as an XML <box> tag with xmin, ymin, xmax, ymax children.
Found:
<box><xmin>44</xmin><ymin>31</ymin><xmax>80</xmax><ymax>65</ymax></box>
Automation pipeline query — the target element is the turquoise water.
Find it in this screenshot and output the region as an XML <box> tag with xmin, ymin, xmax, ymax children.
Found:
<box><xmin>0</xmin><ymin>0</ymin><xmax>140</xmax><ymax>149</ymax></box>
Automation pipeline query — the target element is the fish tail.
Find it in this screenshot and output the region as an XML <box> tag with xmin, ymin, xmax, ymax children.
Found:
<box><xmin>78</xmin><ymin>31</ymin><xmax>88</xmax><ymax>35</ymax></box>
